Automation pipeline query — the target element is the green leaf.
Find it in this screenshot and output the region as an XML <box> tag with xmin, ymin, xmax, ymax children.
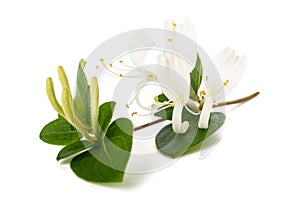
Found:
<box><xmin>190</xmin><ymin>54</ymin><xmax>202</xmax><ymax>97</ymax></box>
<box><xmin>40</xmin><ymin>118</ymin><xmax>81</xmax><ymax>145</ymax></box>
<box><xmin>98</xmin><ymin>101</ymin><xmax>116</xmax><ymax>136</ymax></box>
<box><xmin>154</xmin><ymin>107</ymin><xmax>173</xmax><ymax>120</ymax></box>
<box><xmin>155</xmin><ymin>112</ymin><xmax>226</xmax><ymax>158</ymax></box>
<box><xmin>56</xmin><ymin>140</ymin><xmax>94</xmax><ymax>161</ymax></box>
<box><xmin>70</xmin><ymin>118</ymin><xmax>133</xmax><ymax>183</ymax></box>
<box><xmin>73</xmin><ymin>64</ymin><xmax>92</xmax><ymax>127</ymax></box>
<box><xmin>156</xmin><ymin>93</ymin><xmax>168</xmax><ymax>102</ymax></box>
<box><xmin>189</xmin><ymin>113</ymin><xmax>226</xmax><ymax>149</ymax></box>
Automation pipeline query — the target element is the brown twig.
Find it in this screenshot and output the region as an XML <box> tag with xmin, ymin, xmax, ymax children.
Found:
<box><xmin>133</xmin><ymin>91</ymin><xmax>260</xmax><ymax>131</ymax></box>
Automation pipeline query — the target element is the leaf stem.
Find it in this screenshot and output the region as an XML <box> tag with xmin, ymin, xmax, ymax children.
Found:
<box><xmin>133</xmin><ymin>91</ymin><xmax>260</xmax><ymax>131</ymax></box>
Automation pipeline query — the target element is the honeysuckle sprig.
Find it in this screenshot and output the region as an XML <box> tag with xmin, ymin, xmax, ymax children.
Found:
<box><xmin>41</xmin><ymin>59</ymin><xmax>134</xmax><ymax>183</ymax></box>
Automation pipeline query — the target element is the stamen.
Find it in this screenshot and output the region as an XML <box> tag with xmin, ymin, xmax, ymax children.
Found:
<box><xmin>200</xmin><ymin>90</ymin><xmax>206</xmax><ymax>96</ymax></box>
<box><xmin>206</xmin><ymin>76</ymin><xmax>208</xmax><ymax>81</ymax></box>
<box><xmin>131</xmin><ymin>112</ymin><xmax>138</xmax><ymax>116</ymax></box>
<box><xmin>171</xmin><ymin>22</ymin><xmax>177</xmax><ymax>31</ymax></box>
<box><xmin>126</xmin><ymin>104</ymin><xmax>129</xmax><ymax>108</ymax></box>
<box><xmin>168</xmin><ymin>38</ymin><xmax>173</xmax><ymax>43</ymax></box>
<box><xmin>170</xmin><ymin>103</ymin><xmax>175</xmax><ymax>107</ymax></box>
<box><xmin>135</xmin><ymin>105</ymin><xmax>172</xmax><ymax>117</ymax></box>
<box><xmin>100</xmin><ymin>59</ymin><xmax>143</xmax><ymax>78</ymax></box>
<box><xmin>223</xmin><ymin>80</ymin><xmax>229</xmax><ymax>86</ymax></box>
<box><xmin>96</xmin><ymin>65</ymin><xmax>99</xmax><ymax>69</ymax></box>
<box><xmin>119</xmin><ymin>60</ymin><xmax>123</xmax><ymax>63</ymax></box>
<box><xmin>109</xmin><ymin>63</ymin><xmax>112</xmax><ymax>67</ymax></box>
<box><xmin>154</xmin><ymin>96</ymin><xmax>159</xmax><ymax>102</ymax></box>
<box><xmin>151</xmin><ymin>104</ymin><xmax>156</xmax><ymax>108</ymax></box>
<box><xmin>148</xmin><ymin>73</ymin><xmax>155</xmax><ymax>79</ymax></box>
<box><xmin>100</xmin><ymin>59</ymin><xmax>122</xmax><ymax>77</ymax></box>
<box><xmin>119</xmin><ymin>62</ymin><xmax>138</xmax><ymax>70</ymax></box>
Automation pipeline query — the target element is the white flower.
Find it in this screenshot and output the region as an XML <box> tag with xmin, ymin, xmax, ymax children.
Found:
<box><xmin>164</xmin><ymin>18</ymin><xmax>196</xmax><ymax>41</ymax></box>
<box><xmin>158</xmin><ymin>19</ymin><xmax>247</xmax><ymax>131</ymax></box>
<box><xmin>156</xmin><ymin>19</ymin><xmax>197</xmax><ymax>133</ymax></box>
<box><xmin>198</xmin><ymin>47</ymin><xmax>247</xmax><ymax>128</ymax></box>
<box><xmin>155</xmin><ymin>65</ymin><xmax>191</xmax><ymax>133</ymax></box>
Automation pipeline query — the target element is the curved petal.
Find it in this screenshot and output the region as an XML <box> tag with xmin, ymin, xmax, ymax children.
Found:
<box><xmin>129</xmin><ymin>33</ymin><xmax>155</xmax><ymax>67</ymax></box>
<box><xmin>157</xmin><ymin>52</ymin><xmax>192</xmax><ymax>83</ymax></box>
<box><xmin>213</xmin><ymin>47</ymin><xmax>247</xmax><ymax>96</ymax></box>
<box><xmin>182</xmin><ymin>18</ymin><xmax>196</xmax><ymax>41</ymax></box>
<box><xmin>164</xmin><ymin>18</ymin><xmax>196</xmax><ymax>41</ymax></box>
<box><xmin>156</xmin><ymin>65</ymin><xmax>190</xmax><ymax>103</ymax></box>
<box><xmin>223</xmin><ymin>56</ymin><xmax>247</xmax><ymax>95</ymax></box>
<box><xmin>198</xmin><ymin>97</ymin><xmax>213</xmax><ymax>129</ymax></box>
<box><xmin>172</xmin><ymin>102</ymin><xmax>189</xmax><ymax>134</ymax></box>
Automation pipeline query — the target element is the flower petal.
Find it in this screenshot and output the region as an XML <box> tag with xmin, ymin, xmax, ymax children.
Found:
<box><xmin>182</xmin><ymin>18</ymin><xmax>196</xmax><ymax>41</ymax></box>
<box><xmin>129</xmin><ymin>33</ymin><xmax>155</xmax><ymax>67</ymax></box>
<box><xmin>212</xmin><ymin>47</ymin><xmax>247</xmax><ymax>96</ymax></box>
<box><xmin>172</xmin><ymin>102</ymin><xmax>189</xmax><ymax>134</ymax></box>
<box><xmin>156</xmin><ymin>65</ymin><xmax>190</xmax><ymax>103</ymax></box>
<box><xmin>223</xmin><ymin>55</ymin><xmax>247</xmax><ymax>95</ymax></box>
<box><xmin>198</xmin><ymin>97</ymin><xmax>214</xmax><ymax>129</ymax></box>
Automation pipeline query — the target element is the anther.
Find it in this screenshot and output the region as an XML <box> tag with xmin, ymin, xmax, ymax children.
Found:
<box><xmin>200</xmin><ymin>90</ymin><xmax>206</xmax><ymax>96</ymax></box>
<box><xmin>223</xmin><ymin>80</ymin><xmax>229</xmax><ymax>86</ymax></box>
<box><xmin>131</xmin><ymin>112</ymin><xmax>137</xmax><ymax>116</ymax></box>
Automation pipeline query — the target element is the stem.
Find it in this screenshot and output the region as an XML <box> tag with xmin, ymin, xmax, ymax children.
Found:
<box><xmin>134</xmin><ymin>119</ymin><xmax>165</xmax><ymax>131</ymax></box>
<box><xmin>213</xmin><ymin>91</ymin><xmax>260</xmax><ymax>108</ymax></box>
<box><xmin>133</xmin><ymin>91</ymin><xmax>260</xmax><ymax>131</ymax></box>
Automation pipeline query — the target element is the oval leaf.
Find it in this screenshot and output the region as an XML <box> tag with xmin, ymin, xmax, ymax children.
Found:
<box><xmin>156</xmin><ymin>112</ymin><xmax>226</xmax><ymax>158</ymax></box>
<box><xmin>98</xmin><ymin>101</ymin><xmax>116</xmax><ymax>136</ymax></box>
<box><xmin>190</xmin><ymin>54</ymin><xmax>202</xmax><ymax>96</ymax></box>
<box><xmin>56</xmin><ymin>140</ymin><xmax>94</xmax><ymax>161</ymax></box>
<box><xmin>70</xmin><ymin>118</ymin><xmax>133</xmax><ymax>183</ymax></box>
<box><xmin>40</xmin><ymin>118</ymin><xmax>81</xmax><ymax>145</ymax></box>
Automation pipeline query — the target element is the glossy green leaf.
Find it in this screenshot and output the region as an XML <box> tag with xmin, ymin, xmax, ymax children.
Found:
<box><xmin>190</xmin><ymin>54</ymin><xmax>202</xmax><ymax>97</ymax></box>
<box><xmin>56</xmin><ymin>140</ymin><xmax>94</xmax><ymax>161</ymax></box>
<box><xmin>156</xmin><ymin>93</ymin><xmax>168</xmax><ymax>102</ymax></box>
<box><xmin>70</xmin><ymin>118</ymin><xmax>133</xmax><ymax>183</ymax></box>
<box><xmin>98</xmin><ymin>101</ymin><xmax>116</xmax><ymax>136</ymax></box>
<box><xmin>40</xmin><ymin>118</ymin><xmax>81</xmax><ymax>145</ymax></box>
<box><xmin>154</xmin><ymin>107</ymin><xmax>173</xmax><ymax>120</ymax></box>
<box><xmin>156</xmin><ymin>112</ymin><xmax>226</xmax><ymax>158</ymax></box>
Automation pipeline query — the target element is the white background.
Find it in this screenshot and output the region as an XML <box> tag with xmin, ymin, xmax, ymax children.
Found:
<box><xmin>1</xmin><ymin>0</ymin><xmax>299</xmax><ymax>199</ymax></box>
